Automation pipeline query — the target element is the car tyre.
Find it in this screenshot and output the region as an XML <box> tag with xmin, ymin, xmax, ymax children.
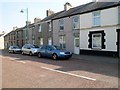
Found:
<box><xmin>22</xmin><ymin>51</ymin><xmax>24</xmax><ymax>55</ymax></box>
<box><xmin>12</xmin><ymin>50</ymin><xmax>15</xmax><ymax>53</ymax></box>
<box><xmin>52</xmin><ymin>53</ymin><xmax>58</xmax><ymax>60</ymax></box>
<box><xmin>38</xmin><ymin>52</ymin><xmax>42</xmax><ymax>58</ymax></box>
<box><xmin>29</xmin><ymin>52</ymin><xmax>33</xmax><ymax>56</ymax></box>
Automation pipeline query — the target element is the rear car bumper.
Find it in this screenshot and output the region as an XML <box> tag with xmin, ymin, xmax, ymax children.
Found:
<box><xmin>14</xmin><ymin>50</ymin><xmax>22</xmax><ymax>53</ymax></box>
<box><xmin>58</xmin><ymin>54</ymin><xmax>72</xmax><ymax>59</ymax></box>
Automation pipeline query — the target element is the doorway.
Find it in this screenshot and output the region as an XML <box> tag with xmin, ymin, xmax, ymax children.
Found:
<box><xmin>74</xmin><ymin>37</ymin><xmax>80</xmax><ymax>54</ymax></box>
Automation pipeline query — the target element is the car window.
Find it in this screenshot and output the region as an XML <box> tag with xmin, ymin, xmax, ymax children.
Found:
<box><xmin>53</xmin><ymin>45</ymin><xmax>61</xmax><ymax>50</ymax></box>
<box><xmin>41</xmin><ymin>46</ymin><xmax>47</xmax><ymax>49</ymax></box>
<box><xmin>32</xmin><ymin>45</ymin><xmax>39</xmax><ymax>48</ymax></box>
<box><xmin>13</xmin><ymin>46</ymin><xmax>19</xmax><ymax>49</ymax></box>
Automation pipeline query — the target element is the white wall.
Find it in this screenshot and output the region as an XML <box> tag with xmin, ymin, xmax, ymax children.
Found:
<box><xmin>101</xmin><ymin>7</ymin><xmax>118</xmax><ymax>26</ymax></box>
<box><xmin>0</xmin><ymin>36</ymin><xmax>4</xmax><ymax>49</ymax></box>
<box><xmin>80</xmin><ymin>7</ymin><xmax>118</xmax><ymax>29</ymax></box>
<box><xmin>80</xmin><ymin>13</ymin><xmax>92</xmax><ymax>29</ymax></box>
<box><xmin>80</xmin><ymin>26</ymin><xmax>118</xmax><ymax>51</ymax></box>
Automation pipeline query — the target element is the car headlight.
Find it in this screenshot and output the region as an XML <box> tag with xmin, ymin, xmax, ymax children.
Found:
<box><xmin>33</xmin><ymin>49</ymin><xmax>37</xmax><ymax>52</ymax></box>
<box><xmin>60</xmin><ymin>52</ymin><xmax>65</xmax><ymax>54</ymax></box>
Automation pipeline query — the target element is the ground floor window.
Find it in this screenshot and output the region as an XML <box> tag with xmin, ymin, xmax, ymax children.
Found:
<box><xmin>32</xmin><ymin>40</ymin><xmax>35</xmax><ymax>44</ymax></box>
<box><xmin>48</xmin><ymin>37</ymin><xmax>52</xmax><ymax>45</ymax></box>
<box><xmin>88</xmin><ymin>30</ymin><xmax>105</xmax><ymax>49</ymax></box>
<box><xmin>92</xmin><ymin>33</ymin><xmax>102</xmax><ymax>49</ymax></box>
<box><xmin>39</xmin><ymin>38</ymin><xmax>43</xmax><ymax>46</ymax></box>
<box><xmin>59</xmin><ymin>35</ymin><xmax>66</xmax><ymax>49</ymax></box>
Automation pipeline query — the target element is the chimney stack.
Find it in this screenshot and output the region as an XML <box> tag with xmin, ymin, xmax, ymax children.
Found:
<box><xmin>64</xmin><ymin>2</ymin><xmax>72</xmax><ymax>11</ymax></box>
<box><xmin>34</xmin><ymin>17</ymin><xmax>41</xmax><ymax>23</ymax></box>
<box><xmin>13</xmin><ymin>26</ymin><xmax>17</xmax><ymax>30</ymax></box>
<box><xmin>46</xmin><ymin>9</ymin><xmax>54</xmax><ymax>16</ymax></box>
<box><xmin>26</xmin><ymin>21</ymin><xmax>31</xmax><ymax>26</ymax></box>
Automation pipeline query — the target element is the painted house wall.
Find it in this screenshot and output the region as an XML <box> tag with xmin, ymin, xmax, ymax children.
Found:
<box><xmin>80</xmin><ymin>7</ymin><xmax>118</xmax><ymax>29</ymax></box>
<box><xmin>0</xmin><ymin>36</ymin><xmax>4</xmax><ymax>49</ymax></box>
<box><xmin>37</xmin><ymin>21</ymin><xmax>53</xmax><ymax>46</ymax></box>
<box><xmin>80</xmin><ymin>26</ymin><xmax>118</xmax><ymax>51</ymax></box>
<box><xmin>53</xmin><ymin>16</ymin><xmax>80</xmax><ymax>53</ymax></box>
<box><xmin>80</xmin><ymin>7</ymin><xmax>119</xmax><ymax>56</ymax></box>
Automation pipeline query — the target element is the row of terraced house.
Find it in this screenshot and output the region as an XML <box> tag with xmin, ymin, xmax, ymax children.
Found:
<box><xmin>4</xmin><ymin>1</ymin><xmax>120</xmax><ymax>57</ymax></box>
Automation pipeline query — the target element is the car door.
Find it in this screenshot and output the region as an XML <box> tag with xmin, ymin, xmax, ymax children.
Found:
<box><xmin>26</xmin><ymin>45</ymin><xmax>31</xmax><ymax>54</ymax></box>
<box><xmin>40</xmin><ymin>46</ymin><xmax>47</xmax><ymax>56</ymax></box>
<box><xmin>46</xmin><ymin>46</ymin><xmax>53</xmax><ymax>57</ymax></box>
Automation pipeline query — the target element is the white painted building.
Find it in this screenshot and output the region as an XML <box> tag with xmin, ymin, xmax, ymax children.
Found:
<box><xmin>52</xmin><ymin>2</ymin><xmax>120</xmax><ymax>57</ymax></box>
<box><xmin>0</xmin><ymin>33</ymin><xmax>5</xmax><ymax>49</ymax></box>
<box><xmin>79</xmin><ymin>6</ymin><xmax>120</xmax><ymax>57</ymax></box>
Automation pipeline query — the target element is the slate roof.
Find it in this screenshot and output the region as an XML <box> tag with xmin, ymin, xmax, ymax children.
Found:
<box><xmin>40</xmin><ymin>10</ymin><xmax>64</xmax><ymax>22</ymax></box>
<box><xmin>52</xmin><ymin>2</ymin><xmax>120</xmax><ymax>20</ymax></box>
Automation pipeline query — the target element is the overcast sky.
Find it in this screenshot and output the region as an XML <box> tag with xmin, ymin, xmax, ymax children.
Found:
<box><xmin>0</xmin><ymin>0</ymin><xmax>120</xmax><ymax>33</ymax></box>
<box><xmin>0</xmin><ymin>0</ymin><xmax>93</xmax><ymax>33</ymax></box>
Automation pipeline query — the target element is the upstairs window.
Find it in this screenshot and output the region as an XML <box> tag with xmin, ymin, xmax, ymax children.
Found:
<box><xmin>59</xmin><ymin>19</ymin><xmax>64</xmax><ymax>31</ymax></box>
<box><xmin>93</xmin><ymin>11</ymin><xmax>101</xmax><ymax>27</ymax></box>
<box><xmin>39</xmin><ymin>25</ymin><xmax>41</xmax><ymax>32</ymax></box>
<box><xmin>48</xmin><ymin>22</ymin><xmax>51</xmax><ymax>31</ymax></box>
<box><xmin>73</xmin><ymin>16</ymin><xmax>80</xmax><ymax>29</ymax></box>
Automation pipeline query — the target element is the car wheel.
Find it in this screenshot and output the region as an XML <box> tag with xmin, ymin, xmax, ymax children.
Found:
<box><xmin>29</xmin><ymin>52</ymin><xmax>32</xmax><ymax>56</ymax></box>
<box><xmin>12</xmin><ymin>50</ymin><xmax>15</xmax><ymax>53</ymax></box>
<box><xmin>9</xmin><ymin>50</ymin><xmax>11</xmax><ymax>53</ymax></box>
<box><xmin>52</xmin><ymin>54</ymin><xmax>58</xmax><ymax>60</ymax></box>
<box><xmin>22</xmin><ymin>51</ymin><xmax>24</xmax><ymax>55</ymax></box>
<box><xmin>38</xmin><ymin>52</ymin><xmax>42</xmax><ymax>58</ymax></box>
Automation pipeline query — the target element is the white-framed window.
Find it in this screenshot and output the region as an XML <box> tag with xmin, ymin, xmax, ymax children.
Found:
<box><xmin>39</xmin><ymin>25</ymin><xmax>41</xmax><ymax>32</ymax></box>
<box><xmin>59</xmin><ymin>35</ymin><xmax>66</xmax><ymax>49</ymax></box>
<box><xmin>32</xmin><ymin>40</ymin><xmax>35</xmax><ymax>44</ymax></box>
<box><xmin>48</xmin><ymin>37</ymin><xmax>52</xmax><ymax>45</ymax></box>
<box><xmin>40</xmin><ymin>38</ymin><xmax>43</xmax><ymax>45</ymax></box>
<box><xmin>92</xmin><ymin>33</ymin><xmax>102</xmax><ymax>49</ymax></box>
<box><xmin>73</xmin><ymin>16</ymin><xmax>80</xmax><ymax>29</ymax></box>
<box><xmin>93</xmin><ymin>11</ymin><xmax>101</xmax><ymax>27</ymax></box>
<box><xmin>59</xmin><ymin>19</ymin><xmax>64</xmax><ymax>31</ymax></box>
<box><xmin>48</xmin><ymin>22</ymin><xmax>51</xmax><ymax>31</ymax></box>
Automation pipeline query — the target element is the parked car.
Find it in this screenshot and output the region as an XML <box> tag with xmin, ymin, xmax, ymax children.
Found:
<box><xmin>8</xmin><ymin>45</ymin><xmax>21</xmax><ymax>53</ymax></box>
<box><xmin>37</xmin><ymin>45</ymin><xmax>72</xmax><ymax>60</ymax></box>
<box><xmin>21</xmin><ymin>44</ymin><xmax>39</xmax><ymax>56</ymax></box>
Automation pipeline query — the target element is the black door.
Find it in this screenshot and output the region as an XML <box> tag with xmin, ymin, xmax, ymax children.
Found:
<box><xmin>117</xmin><ymin>29</ymin><xmax>120</xmax><ymax>58</ymax></box>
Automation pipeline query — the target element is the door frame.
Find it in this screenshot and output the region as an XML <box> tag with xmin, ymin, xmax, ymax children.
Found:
<box><xmin>74</xmin><ymin>37</ymin><xmax>80</xmax><ymax>54</ymax></box>
<box><xmin>117</xmin><ymin>29</ymin><xmax>120</xmax><ymax>57</ymax></box>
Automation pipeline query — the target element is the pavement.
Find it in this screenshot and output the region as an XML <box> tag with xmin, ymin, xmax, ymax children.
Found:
<box><xmin>72</xmin><ymin>54</ymin><xmax>119</xmax><ymax>64</ymax></box>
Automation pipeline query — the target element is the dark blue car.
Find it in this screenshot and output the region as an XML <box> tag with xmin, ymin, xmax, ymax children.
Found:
<box><xmin>37</xmin><ymin>45</ymin><xmax>72</xmax><ymax>60</ymax></box>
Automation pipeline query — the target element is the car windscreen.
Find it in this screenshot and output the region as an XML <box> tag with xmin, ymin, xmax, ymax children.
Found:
<box><xmin>13</xmin><ymin>46</ymin><xmax>19</xmax><ymax>49</ymax></box>
<box><xmin>31</xmin><ymin>45</ymin><xmax>39</xmax><ymax>48</ymax></box>
<box><xmin>53</xmin><ymin>46</ymin><xmax>61</xmax><ymax>50</ymax></box>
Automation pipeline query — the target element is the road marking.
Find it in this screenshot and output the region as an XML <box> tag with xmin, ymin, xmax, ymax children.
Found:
<box><xmin>7</xmin><ymin>57</ymin><xmax>26</xmax><ymax>64</ymax></box>
<box><xmin>16</xmin><ymin>61</ymin><xmax>26</xmax><ymax>64</ymax></box>
<box><xmin>41</xmin><ymin>67</ymin><xmax>96</xmax><ymax>81</ymax></box>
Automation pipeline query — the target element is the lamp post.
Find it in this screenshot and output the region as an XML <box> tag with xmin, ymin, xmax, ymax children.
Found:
<box><xmin>20</xmin><ymin>8</ymin><xmax>29</xmax><ymax>44</ymax></box>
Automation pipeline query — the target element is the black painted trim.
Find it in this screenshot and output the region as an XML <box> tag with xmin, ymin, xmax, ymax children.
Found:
<box><xmin>117</xmin><ymin>29</ymin><xmax>120</xmax><ymax>57</ymax></box>
<box><xmin>80</xmin><ymin>49</ymin><xmax>118</xmax><ymax>57</ymax></box>
<box><xmin>88</xmin><ymin>30</ymin><xmax>105</xmax><ymax>49</ymax></box>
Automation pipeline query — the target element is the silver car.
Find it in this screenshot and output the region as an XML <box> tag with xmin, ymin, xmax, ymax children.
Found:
<box><xmin>21</xmin><ymin>44</ymin><xmax>39</xmax><ymax>56</ymax></box>
<box><xmin>9</xmin><ymin>46</ymin><xmax>21</xmax><ymax>53</ymax></box>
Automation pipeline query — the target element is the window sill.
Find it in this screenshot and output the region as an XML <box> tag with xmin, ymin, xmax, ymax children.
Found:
<box><xmin>91</xmin><ymin>48</ymin><xmax>102</xmax><ymax>51</ymax></box>
<box><xmin>92</xmin><ymin>25</ymin><xmax>101</xmax><ymax>28</ymax></box>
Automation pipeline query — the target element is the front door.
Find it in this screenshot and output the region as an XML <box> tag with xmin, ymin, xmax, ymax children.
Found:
<box><xmin>74</xmin><ymin>37</ymin><xmax>80</xmax><ymax>54</ymax></box>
